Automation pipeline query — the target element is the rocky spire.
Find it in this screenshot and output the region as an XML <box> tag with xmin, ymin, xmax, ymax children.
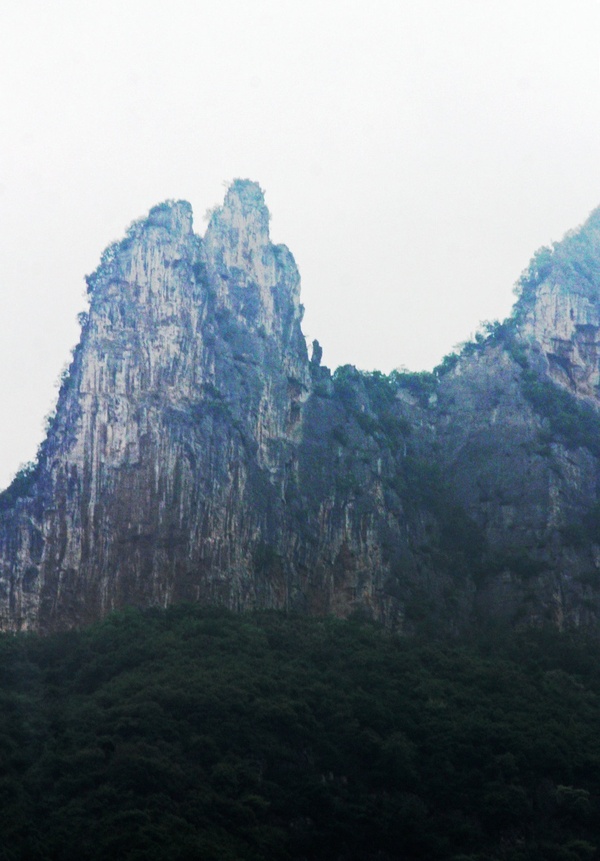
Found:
<box><xmin>0</xmin><ymin>182</ymin><xmax>310</xmax><ymax>632</ymax></box>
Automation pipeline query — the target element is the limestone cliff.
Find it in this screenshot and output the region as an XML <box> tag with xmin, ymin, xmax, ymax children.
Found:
<box><xmin>3</xmin><ymin>182</ymin><xmax>600</xmax><ymax>633</ymax></box>
<box><xmin>516</xmin><ymin>207</ymin><xmax>600</xmax><ymax>397</ymax></box>
<box><xmin>0</xmin><ymin>181</ymin><xmax>311</xmax><ymax>631</ymax></box>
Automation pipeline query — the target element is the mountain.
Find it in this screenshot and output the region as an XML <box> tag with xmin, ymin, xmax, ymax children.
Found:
<box><xmin>2</xmin><ymin>180</ymin><xmax>600</xmax><ymax>633</ymax></box>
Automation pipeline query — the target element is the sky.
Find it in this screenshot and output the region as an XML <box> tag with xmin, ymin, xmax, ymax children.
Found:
<box><xmin>1</xmin><ymin>0</ymin><xmax>600</xmax><ymax>489</ymax></box>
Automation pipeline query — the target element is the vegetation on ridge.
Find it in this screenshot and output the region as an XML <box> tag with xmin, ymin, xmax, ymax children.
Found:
<box><xmin>514</xmin><ymin>206</ymin><xmax>600</xmax><ymax>311</ymax></box>
<box><xmin>0</xmin><ymin>459</ymin><xmax>40</xmax><ymax>511</ymax></box>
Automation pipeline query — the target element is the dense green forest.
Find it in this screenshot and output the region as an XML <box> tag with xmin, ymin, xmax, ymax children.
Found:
<box><xmin>1</xmin><ymin>606</ymin><xmax>600</xmax><ymax>860</ymax></box>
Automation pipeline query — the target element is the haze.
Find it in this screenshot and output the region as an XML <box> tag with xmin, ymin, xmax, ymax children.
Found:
<box><xmin>1</xmin><ymin>0</ymin><xmax>600</xmax><ymax>489</ymax></box>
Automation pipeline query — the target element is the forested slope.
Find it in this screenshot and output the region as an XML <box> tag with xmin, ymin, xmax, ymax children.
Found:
<box><xmin>1</xmin><ymin>606</ymin><xmax>600</xmax><ymax>860</ymax></box>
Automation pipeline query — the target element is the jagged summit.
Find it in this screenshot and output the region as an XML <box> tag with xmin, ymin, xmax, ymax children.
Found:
<box><xmin>514</xmin><ymin>206</ymin><xmax>600</xmax><ymax>397</ymax></box>
<box><xmin>147</xmin><ymin>199</ymin><xmax>194</xmax><ymax>233</ymax></box>
<box><xmin>3</xmin><ymin>185</ymin><xmax>600</xmax><ymax>634</ymax></box>
<box><xmin>209</xmin><ymin>178</ymin><xmax>271</xmax><ymax>235</ymax></box>
<box><xmin>0</xmin><ymin>181</ymin><xmax>311</xmax><ymax>632</ymax></box>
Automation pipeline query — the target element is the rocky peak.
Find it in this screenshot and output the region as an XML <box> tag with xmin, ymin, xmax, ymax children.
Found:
<box><xmin>146</xmin><ymin>199</ymin><xmax>194</xmax><ymax>236</ymax></box>
<box><xmin>0</xmin><ymin>181</ymin><xmax>318</xmax><ymax>633</ymax></box>
<box><xmin>515</xmin><ymin>208</ymin><xmax>600</xmax><ymax>398</ymax></box>
<box><xmin>207</xmin><ymin>179</ymin><xmax>270</xmax><ymax>241</ymax></box>
<box><xmin>203</xmin><ymin>180</ymin><xmax>304</xmax><ymax>347</ymax></box>
<box><xmin>204</xmin><ymin>179</ymin><xmax>272</xmax><ymax>277</ymax></box>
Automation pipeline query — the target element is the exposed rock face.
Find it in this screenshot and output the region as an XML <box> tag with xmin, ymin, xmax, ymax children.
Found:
<box><xmin>3</xmin><ymin>182</ymin><xmax>600</xmax><ymax>633</ymax></box>
<box><xmin>517</xmin><ymin>208</ymin><xmax>600</xmax><ymax>397</ymax></box>
<box><xmin>0</xmin><ymin>182</ymin><xmax>311</xmax><ymax>631</ymax></box>
<box><xmin>435</xmin><ymin>345</ymin><xmax>600</xmax><ymax>628</ymax></box>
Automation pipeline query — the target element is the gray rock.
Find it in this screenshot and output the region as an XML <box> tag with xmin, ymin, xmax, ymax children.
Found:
<box><xmin>3</xmin><ymin>183</ymin><xmax>600</xmax><ymax>633</ymax></box>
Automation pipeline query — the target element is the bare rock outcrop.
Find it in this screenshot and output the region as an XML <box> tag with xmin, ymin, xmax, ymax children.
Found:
<box><xmin>3</xmin><ymin>183</ymin><xmax>600</xmax><ymax>633</ymax></box>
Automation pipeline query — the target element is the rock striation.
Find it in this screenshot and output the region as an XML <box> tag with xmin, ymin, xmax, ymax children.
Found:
<box><xmin>3</xmin><ymin>182</ymin><xmax>600</xmax><ymax>633</ymax></box>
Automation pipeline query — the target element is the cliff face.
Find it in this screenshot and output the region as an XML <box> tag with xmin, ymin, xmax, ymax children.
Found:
<box><xmin>3</xmin><ymin>182</ymin><xmax>600</xmax><ymax>633</ymax></box>
<box><xmin>0</xmin><ymin>182</ymin><xmax>311</xmax><ymax>631</ymax></box>
<box><xmin>517</xmin><ymin>208</ymin><xmax>600</xmax><ymax>397</ymax></box>
<box><xmin>435</xmin><ymin>344</ymin><xmax>600</xmax><ymax>628</ymax></box>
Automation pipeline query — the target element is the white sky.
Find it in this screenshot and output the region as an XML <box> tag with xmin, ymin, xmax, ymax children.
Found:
<box><xmin>1</xmin><ymin>0</ymin><xmax>600</xmax><ymax>489</ymax></box>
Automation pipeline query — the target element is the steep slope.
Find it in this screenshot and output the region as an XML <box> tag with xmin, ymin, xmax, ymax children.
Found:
<box><xmin>435</xmin><ymin>343</ymin><xmax>600</xmax><ymax>627</ymax></box>
<box><xmin>0</xmin><ymin>181</ymin><xmax>444</xmax><ymax>632</ymax></box>
<box><xmin>0</xmin><ymin>182</ymin><xmax>311</xmax><ymax>631</ymax></box>
<box><xmin>433</xmin><ymin>208</ymin><xmax>600</xmax><ymax>627</ymax></box>
<box><xmin>3</xmin><ymin>184</ymin><xmax>600</xmax><ymax>633</ymax></box>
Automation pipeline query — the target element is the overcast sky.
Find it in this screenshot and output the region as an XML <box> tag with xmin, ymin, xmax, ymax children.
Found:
<box><xmin>1</xmin><ymin>0</ymin><xmax>600</xmax><ymax>489</ymax></box>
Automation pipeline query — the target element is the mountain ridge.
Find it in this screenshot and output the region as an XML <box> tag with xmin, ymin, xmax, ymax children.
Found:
<box><xmin>3</xmin><ymin>180</ymin><xmax>600</xmax><ymax>633</ymax></box>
